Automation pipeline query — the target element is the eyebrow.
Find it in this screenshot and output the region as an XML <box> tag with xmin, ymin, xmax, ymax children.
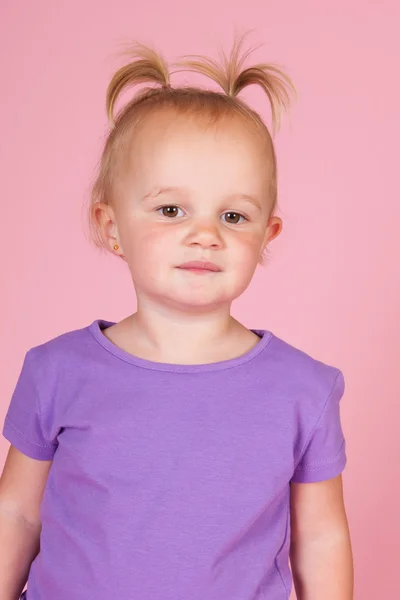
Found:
<box><xmin>227</xmin><ymin>193</ymin><xmax>262</xmax><ymax>210</ymax></box>
<box><xmin>141</xmin><ymin>187</ymin><xmax>262</xmax><ymax>210</ymax></box>
<box><xmin>141</xmin><ymin>187</ymin><xmax>186</xmax><ymax>202</ymax></box>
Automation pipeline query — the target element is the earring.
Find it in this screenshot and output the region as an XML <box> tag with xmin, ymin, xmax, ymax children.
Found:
<box><xmin>113</xmin><ymin>244</ymin><xmax>119</xmax><ymax>251</ymax></box>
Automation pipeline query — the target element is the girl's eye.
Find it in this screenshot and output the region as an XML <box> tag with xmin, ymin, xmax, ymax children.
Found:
<box><xmin>222</xmin><ymin>212</ymin><xmax>246</xmax><ymax>224</ymax></box>
<box><xmin>158</xmin><ymin>205</ymin><xmax>184</xmax><ymax>218</ymax></box>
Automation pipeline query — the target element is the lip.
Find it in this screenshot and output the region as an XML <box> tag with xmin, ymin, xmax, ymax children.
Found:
<box><xmin>177</xmin><ymin>261</ymin><xmax>222</xmax><ymax>272</ymax></box>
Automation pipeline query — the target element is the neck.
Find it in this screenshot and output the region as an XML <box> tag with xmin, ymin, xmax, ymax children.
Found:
<box><xmin>124</xmin><ymin>295</ymin><xmax>248</xmax><ymax>364</ymax></box>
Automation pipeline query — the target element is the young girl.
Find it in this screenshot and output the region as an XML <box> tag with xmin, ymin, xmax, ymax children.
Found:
<box><xmin>0</xmin><ymin>38</ymin><xmax>353</xmax><ymax>599</ymax></box>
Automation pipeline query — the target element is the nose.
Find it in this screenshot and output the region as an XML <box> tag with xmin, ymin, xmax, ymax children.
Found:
<box><xmin>185</xmin><ymin>218</ymin><xmax>223</xmax><ymax>250</ymax></box>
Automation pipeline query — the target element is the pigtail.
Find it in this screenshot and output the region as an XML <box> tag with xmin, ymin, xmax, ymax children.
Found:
<box><xmin>106</xmin><ymin>44</ymin><xmax>170</xmax><ymax>127</ymax></box>
<box><xmin>175</xmin><ymin>34</ymin><xmax>295</xmax><ymax>134</ymax></box>
<box><xmin>89</xmin><ymin>36</ymin><xmax>295</xmax><ymax>251</ymax></box>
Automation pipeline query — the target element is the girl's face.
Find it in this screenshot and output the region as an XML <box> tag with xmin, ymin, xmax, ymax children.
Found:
<box><xmin>98</xmin><ymin>111</ymin><xmax>282</xmax><ymax>312</ymax></box>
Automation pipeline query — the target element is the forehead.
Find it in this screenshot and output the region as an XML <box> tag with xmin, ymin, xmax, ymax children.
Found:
<box><xmin>123</xmin><ymin>110</ymin><xmax>273</xmax><ymax>196</ymax></box>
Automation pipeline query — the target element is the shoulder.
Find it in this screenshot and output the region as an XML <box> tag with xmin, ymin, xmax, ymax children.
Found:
<box><xmin>16</xmin><ymin>321</ymin><xmax>109</xmax><ymax>424</ymax></box>
<box><xmin>24</xmin><ymin>321</ymin><xmax>102</xmax><ymax>386</ymax></box>
<box><xmin>4</xmin><ymin>322</ymin><xmax>105</xmax><ymax>451</ymax></box>
<box><xmin>27</xmin><ymin>321</ymin><xmax>95</xmax><ymax>360</ymax></box>
<box><xmin>261</xmin><ymin>331</ymin><xmax>344</xmax><ymax>398</ymax></box>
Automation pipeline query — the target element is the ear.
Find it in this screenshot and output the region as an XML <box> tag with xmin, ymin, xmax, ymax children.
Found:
<box><xmin>259</xmin><ymin>216</ymin><xmax>282</xmax><ymax>263</ymax></box>
<box><xmin>93</xmin><ymin>202</ymin><xmax>125</xmax><ymax>258</ymax></box>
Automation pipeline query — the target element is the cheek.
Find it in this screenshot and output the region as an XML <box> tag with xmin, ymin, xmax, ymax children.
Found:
<box><xmin>230</xmin><ymin>229</ymin><xmax>264</xmax><ymax>263</ymax></box>
<box><xmin>121</xmin><ymin>221</ymin><xmax>176</xmax><ymax>262</ymax></box>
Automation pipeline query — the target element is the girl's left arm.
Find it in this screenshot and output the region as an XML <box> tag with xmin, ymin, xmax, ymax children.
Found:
<box><xmin>289</xmin><ymin>475</ymin><xmax>354</xmax><ymax>600</ymax></box>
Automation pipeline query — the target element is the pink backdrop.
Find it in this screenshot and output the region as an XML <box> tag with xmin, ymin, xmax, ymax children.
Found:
<box><xmin>1</xmin><ymin>1</ymin><xmax>399</xmax><ymax>598</ymax></box>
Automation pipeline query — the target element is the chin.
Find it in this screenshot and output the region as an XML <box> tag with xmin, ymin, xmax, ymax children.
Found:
<box><xmin>180</xmin><ymin>293</ymin><xmax>236</xmax><ymax>311</ymax></box>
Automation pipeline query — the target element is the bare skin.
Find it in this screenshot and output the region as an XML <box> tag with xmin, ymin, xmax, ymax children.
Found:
<box><xmin>95</xmin><ymin>111</ymin><xmax>282</xmax><ymax>364</ymax></box>
<box><xmin>0</xmin><ymin>446</ymin><xmax>52</xmax><ymax>600</ymax></box>
<box><xmin>94</xmin><ymin>110</ymin><xmax>354</xmax><ymax>598</ymax></box>
<box><xmin>0</xmin><ymin>110</ymin><xmax>353</xmax><ymax>600</ymax></box>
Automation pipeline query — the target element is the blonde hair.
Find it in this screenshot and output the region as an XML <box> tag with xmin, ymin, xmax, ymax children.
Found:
<box><xmin>89</xmin><ymin>35</ymin><xmax>296</xmax><ymax>250</ymax></box>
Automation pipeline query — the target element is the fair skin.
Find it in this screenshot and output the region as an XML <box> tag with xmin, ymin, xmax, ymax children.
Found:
<box><xmin>290</xmin><ymin>476</ymin><xmax>354</xmax><ymax>599</ymax></box>
<box><xmin>98</xmin><ymin>111</ymin><xmax>282</xmax><ymax>365</ymax></box>
<box><xmin>0</xmin><ymin>446</ymin><xmax>52</xmax><ymax>599</ymax></box>
<box><xmin>96</xmin><ymin>109</ymin><xmax>354</xmax><ymax>598</ymax></box>
<box><xmin>0</xmin><ymin>109</ymin><xmax>353</xmax><ymax>599</ymax></box>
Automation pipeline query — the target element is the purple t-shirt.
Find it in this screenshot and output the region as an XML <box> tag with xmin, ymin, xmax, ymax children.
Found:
<box><xmin>3</xmin><ymin>320</ymin><xmax>347</xmax><ymax>600</ymax></box>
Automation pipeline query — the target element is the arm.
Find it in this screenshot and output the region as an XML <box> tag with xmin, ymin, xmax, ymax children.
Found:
<box><xmin>289</xmin><ymin>475</ymin><xmax>354</xmax><ymax>600</ymax></box>
<box><xmin>0</xmin><ymin>445</ymin><xmax>52</xmax><ymax>600</ymax></box>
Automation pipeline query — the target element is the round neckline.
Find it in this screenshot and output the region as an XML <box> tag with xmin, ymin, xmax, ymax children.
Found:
<box><xmin>89</xmin><ymin>319</ymin><xmax>273</xmax><ymax>373</ymax></box>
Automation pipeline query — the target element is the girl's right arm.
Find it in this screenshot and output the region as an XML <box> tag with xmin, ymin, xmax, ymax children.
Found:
<box><xmin>0</xmin><ymin>445</ymin><xmax>52</xmax><ymax>600</ymax></box>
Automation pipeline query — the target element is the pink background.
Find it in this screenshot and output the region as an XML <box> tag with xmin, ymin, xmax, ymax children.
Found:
<box><xmin>1</xmin><ymin>1</ymin><xmax>399</xmax><ymax>598</ymax></box>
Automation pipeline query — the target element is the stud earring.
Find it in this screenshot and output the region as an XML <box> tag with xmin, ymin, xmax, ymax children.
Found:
<box><xmin>113</xmin><ymin>244</ymin><xmax>119</xmax><ymax>251</ymax></box>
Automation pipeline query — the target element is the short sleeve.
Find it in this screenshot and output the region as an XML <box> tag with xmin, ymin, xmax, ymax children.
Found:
<box><xmin>2</xmin><ymin>350</ymin><xmax>58</xmax><ymax>461</ymax></box>
<box><xmin>291</xmin><ymin>369</ymin><xmax>347</xmax><ymax>483</ymax></box>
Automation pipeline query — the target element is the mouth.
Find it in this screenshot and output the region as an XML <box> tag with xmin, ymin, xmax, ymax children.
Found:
<box><xmin>176</xmin><ymin>261</ymin><xmax>222</xmax><ymax>273</ymax></box>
